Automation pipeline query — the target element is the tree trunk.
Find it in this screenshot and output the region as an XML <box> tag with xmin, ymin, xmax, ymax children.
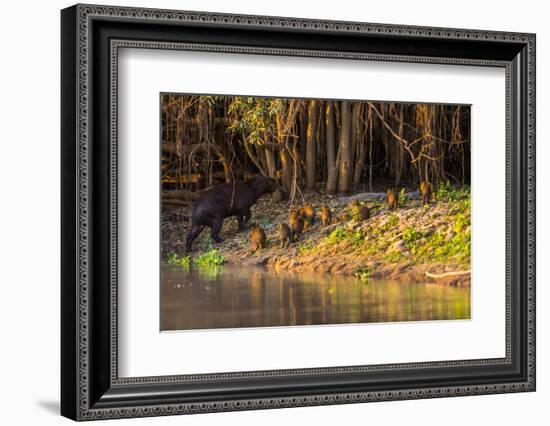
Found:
<box><xmin>280</xmin><ymin>144</ymin><xmax>293</xmax><ymax>194</ymax></box>
<box><xmin>326</xmin><ymin>101</ymin><xmax>338</xmax><ymax>193</ymax></box>
<box><xmin>338</xmin><ymin>101</ymin><xmax>352</xmax><ymax>193</ymax></box>
<box><xmin>264</xmin><ymin>146</ymin><xmax>276</xmax><ymax>178</ymax></box>
<box><xmin>306</xmin><ymin>100</ymin><xmax>319</xmax><ymax>190</ymax></box>
<box><xmin>352</xmin><ymin>102</ymin><xmax>364</xmax><ymax>188</ymax></box>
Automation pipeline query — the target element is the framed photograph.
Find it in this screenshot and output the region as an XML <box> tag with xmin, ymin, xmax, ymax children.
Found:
<box><xmin>61</xmin><ymin>4</ymin><xmax>536</xmax><ymax>421</ymax></box>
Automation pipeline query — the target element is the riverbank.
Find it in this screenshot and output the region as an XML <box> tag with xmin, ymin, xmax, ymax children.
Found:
<box><xmin>162</xmin><ymin>185</ymin><xmax>471</xmax><ymax>286</ymax></box>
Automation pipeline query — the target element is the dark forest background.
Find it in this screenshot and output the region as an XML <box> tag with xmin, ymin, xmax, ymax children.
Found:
<box><xmin>161</xmin><ymin>95</ymin><xmax>470</xmax><ymax>201</ymax></box>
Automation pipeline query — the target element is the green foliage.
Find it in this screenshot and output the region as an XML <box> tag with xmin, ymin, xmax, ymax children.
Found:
<box><xmin>363</xmin><ymin>244</ymin><xmax>381</xmax><ymax>255</ymax></box>
<box><xmin>374</xmin><ymin>213</ymin><xmax>399</xmax><ymax>236</ymax></box>
<box><xmin>166</xmin><ymin>252</ymin><xmax>190</xmax><ymax>268</ymax></box>
<box><xmin>227</xmin><ymin>97</ymin><xmax>280</xmax><ymax>145</ymax></box>
<box><xmin>416</xmin><ymin>229</ymin><xmax>471</xmax><ymax>264</ymax></box>
<box><xmin>325</xmin><ymin>227</ymin><xmax>363</xmax><ymax>246</ymax></box>
<box><xmin>453</xmin><ymin>213</ymin><xmax>469</xmax><ymax>233</ymax></box>
<box><xmin>350</xmin><ymin>204</ymin><xmax>365</xmax><ymax>222</ymax></box>
<box><xmin>195</xmin><ymin>250</ymin><xmax>225</xmax><ymax>266</ymax></box>
<box><xmin>386</xmin><ymin>251</ymin><xmax>402</xmax><ymax>263</ymax></box>
<box><xmin>298</xmin><ymin>238</ymin><xmax>316</xmax><ymax>255</ymax></box>
<box><xmin>398</xmin><ymin>188</ymin><xmax>407</xmax><ymax>205</ymax></box>
<box><xmin>354</xmin><ymin>268</ymin><xmax>371</xmax><ymax>282</ymax></box>
<box><xmin>402</xmin><ymin>227</ymin><xmax>425</xmax><ymax>253</ymax></box>
<box><xmin>369</xmin><ymin>203</ymin><xmax>383</xmax><ymax>215</ymax></box>
<box><xmin>436</xmin><ymin>181</ymin><xmax>470</xmax><ymax>202</ymax></box>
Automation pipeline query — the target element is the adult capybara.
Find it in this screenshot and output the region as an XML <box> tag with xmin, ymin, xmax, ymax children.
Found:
<box><xmin>279</xmin><ymin>223</ymin><xmax>291</xmax><ymax>248</ymax></box>
<box><xmin>185</xmin><ymin>176</ymin><xmax>279</xmax><ymax>251</ymax></box>
<box><xmin>387</xmin><ymin>188</ymin><xmax>397</xmax><ymax>210</ymax></box>
<box><xmin>420</xmin><ymin>181</ymin><xmax>433</xmax><ymax>205</ymax></box>
<box><xmin>250</xmin><ymin>225</ymin><xmax>267</xmax><ymax>252</ymax></box>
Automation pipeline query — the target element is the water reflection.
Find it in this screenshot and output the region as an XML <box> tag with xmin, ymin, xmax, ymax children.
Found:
<box><xmin>161</xmin><ymin>265</ymin><xmax>470</xmax><ymax>331</ymax></box>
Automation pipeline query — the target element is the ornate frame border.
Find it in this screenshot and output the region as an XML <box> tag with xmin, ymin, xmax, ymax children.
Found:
<box><xmin>61</xmin><ymin>3</ymin><xmax>536</xmax><ymax>421</ymax></box>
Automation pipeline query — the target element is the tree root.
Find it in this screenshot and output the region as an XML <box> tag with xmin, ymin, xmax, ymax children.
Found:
<box><xmin>426</xmin><ymin>269</ymin><xmax>471</xmax><ymax>279</ymax></box>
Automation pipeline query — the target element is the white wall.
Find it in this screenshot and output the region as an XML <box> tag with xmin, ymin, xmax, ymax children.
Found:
<box><xmin>0</xmin><ymin>0</ymin><xmax>546</xmax><ymax>424</ymax></box>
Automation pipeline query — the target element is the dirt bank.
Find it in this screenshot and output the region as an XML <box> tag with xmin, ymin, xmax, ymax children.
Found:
<box><xmin>162</xmin><ymin>188</ymin><xmax>471</xmax><ymax>286</ymax></box>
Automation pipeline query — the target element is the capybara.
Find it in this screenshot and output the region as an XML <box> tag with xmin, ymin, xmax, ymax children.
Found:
<box><xmin>289</xmin><ymin>210</ymin><xmax>304</xmax><ymax>242</ymax></box>
<box><xmin>250</xmin><ymin>225</ymin><xmax>267</xmax><ymax>252</ymax></box>
<box><xmin>299</xmin><ymin>204</ymin><xmax>316</xmax><ymax>226</ymax></box>
<box><xmin>185</xmin><ymin>176</ymin><xmax>279</xmax><ymax>251</ymax></box>
<box><xmin>387</xmin><ymin>188</ymin><xmax>397</xmax><ymax>210</ymax></box>
<box><xmin>420</xmin><ymin>181</ymin><xmax>433</xmax><ymax>205</ymax></box>
<box><xmin>321</xmin><ymin>205</ymin><xmax>332</xmax><ymax>226</ymax></box>
<box><xmin>279</xmin><ymin>223</ymin><xmax>292</xmax><ymax>248</ymax></box>
<box><xmin>357</xmin><ymin>204</ymin><xmax>371</xmax><ymax>221</ymax></box>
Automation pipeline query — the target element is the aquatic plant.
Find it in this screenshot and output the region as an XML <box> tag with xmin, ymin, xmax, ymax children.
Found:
<box><xmin>354</xmin><ymin>269</ymin><xmax>370</xmax><ymax>282</ymax></box>
<box><xmin>167</xmin><ymin>252</ymin><xmax>191</xmax><ymax>267</ymax></box>
<box><xmin>195</xmin><ymin>249</ymin><xmax>225</xmax><ymax>266</ymax></box>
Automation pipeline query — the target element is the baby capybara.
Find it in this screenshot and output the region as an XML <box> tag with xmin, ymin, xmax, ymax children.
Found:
<box><xmin>387</xmin><ymin>188</ymin><xmax>397</xmax><ymax>210</ymax></box>
<box><xmin>289</xmin><ymin>210</ymin><xmax>304</xmax><ymax>242</ymax></box>
<box><xmin>321</xmin><ymin>205</ymin><xmax>332</xmax><ymax>226</ymax></box>
<box><xmin>357</xmin><ymin>204</ymin><xmax>371</xmax><ymax>221</ymax></box>
<box><xmin>185</xmin><ymin>176</ymin><xmax>279</xmax><ymax>251</ymax></box>
<box><xmin>279</xmin><ymin>223</ymin><xmax>292</xmax><ymax>248</ymax></box>
<box><xmin>250</xmin><ymin>225</ymin><xmax>267</xmax><ymax>252</ymax></box>
<box><xmin>299</xmin><ymin>204</ymin><xmax>316</xmax><ymax>226</ymax></box>
<box><xmin>420</xmin><ymin>181</ymin><xmax>433</xmax><ymax>205</ymax></box>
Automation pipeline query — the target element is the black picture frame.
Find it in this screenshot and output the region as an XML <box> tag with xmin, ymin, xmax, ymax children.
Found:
<box><xmin>61</xmin><ymin>4</ymin><xmax>536</xmax><ymax>421</ymax></box>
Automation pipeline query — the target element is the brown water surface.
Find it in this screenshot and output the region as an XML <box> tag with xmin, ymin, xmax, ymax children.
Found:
<box><xmin>161</xmin><ymin>265</ymin><xmax>470</xmax><ymax>331</ymax></box>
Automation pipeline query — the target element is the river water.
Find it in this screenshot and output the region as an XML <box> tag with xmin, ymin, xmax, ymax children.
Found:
<box><xmin>161</xmin><ymin>264</ymin><xmax>470</xmax><ymax>331</ymax></box>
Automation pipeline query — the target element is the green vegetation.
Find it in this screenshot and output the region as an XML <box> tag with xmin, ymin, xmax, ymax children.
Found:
<box><xmin>402</xmin><ymin>227</ymin><xmax>426</xmax><ymax>253</ymax></box>
<box><xmin>350</xmin><ymin>205</ymin><xmax>364</xmax><ymax>222</ymax></box>
<box><xmin>167</xmin><ymin>252</ymin><xmax>191</xmax><ymax>268</ymax></box>
<box><xmin>166</xmin><ymin>250</ymin><xmax>225</xmax><ymax>268</ymax></box>
<box><xmin>195</xmin><ymin>249</ymin><xmax>226</xmax><ymax>266</ymax></box>
<box><xmin>297</xmin><ymin>238</ymin><xmax>316</xmax><ymax>255</ymax></box>
<box><xmin>398</xmin><ymin>188</ymin><xmax>407</xmax><ymax>205</ymax></box>
<box><xmin>310</xmin><ymin>187</ymin><xmax>471</xmax><ymax>269</ymax></box>
<box><xmin>374</xmin><ymin>213</ymin><xmax>399</xmax><ymax>236</ymax></box>
<box><xmin>354</xmin><ymin>269</ymin><xmax>371</xmax><ymax>282</ymax></box>
<box><xmin>435</xmin><ymin>181</ymin><xmax>470</xmax><ymax>202</ymax></box>
<box><xmin>325</xmin><ymin>227</ymin><xmax>363</xmax><ymax>246</ymax></box>
<box><xmin>386</xmin><ymin>251</ymin><xmax>402</xmax><ymax>263</ymax></box>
